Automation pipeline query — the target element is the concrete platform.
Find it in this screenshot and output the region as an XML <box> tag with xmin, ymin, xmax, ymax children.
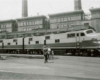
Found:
<box><xmin>0</xmin><ymin>55</ymin><xmax>100</xmax><ymax>80</ymax></box>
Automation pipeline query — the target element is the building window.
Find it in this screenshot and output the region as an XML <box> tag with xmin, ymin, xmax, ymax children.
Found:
<box><xmin>64</xmin><ymin>17</ymin><xmax>67</xmax><ymax>21</ymax></box>
<box><xmin>18</xmin><ymin>22</ymin><xmax>20</xmax><ymax>26</ymax></box>
<box><xmin>27</xmin><ymin>22</ymin><xmax>29</xmax><ymax>25</ymax></box>
<box><xmin>7</xmin><ymin>23</ymin><xmax>11</xmax><ymax>27</ymax></box>
<box><xmin>23</xmin><ymin>22</ymin><xmax>26</xmax><ymax>26</ymax></box>
<box><xmin>28</xmin><ymin>28</ymin><xmax>31</xmax><ymax>31</ymax></box>
<box><xmin>32</xmin><ymin>21</ymin><xmax>35</xmax><ymax>25</ymax></box>
<box><xmin>2</xmin><ymin>35</ymin><xmax>5</xmax><ymax>39</ymax></box>
<box><xmin>60</xmin><ymin>24</ymin><xmax>63</xmax><ymax>28</ymax></box>
<box><xmin>50</xmin><ymin>19</ymin><xmax>53</xmax><ymax>23</ymax></box>
<box><xmin>60</xmin><ymin>18</ymin><xmax>63</xmax><ymax>22</ymax></box>
<box><xmin>55</xmin><ymin>39</ymin><xmax>60</xmax><ymax>43</ymax></box>
<box><xmin>84</xmin><ymin>23</ymin><xmax>89</xmax><ymax>26</ymax></box>
<box><xmin>29</xmin><ymin>22</ymin><xmax>32</xmax><ymax>25</ymax></box>
<box><xmin>35</xmin><ymin>21</ymin><xmax>38</xmax><ymax>25</ymax></box>
<box><xmin>35</xmin><ymin>41</ymin><xmax>39</xmax><ymax>44</ymax></box>
<box><xmin>54</xmin><ymin>18</ymin><xmax>57</xmax><ymax>23</ymax></box>
<box><xmin>39</xmin><ymin>20</ymin><xmax>42</xmax><ymax>24</ymax></box>
<box><xmin>68</xmin><ymin>17</ymin><xmax>71</xmax><ymax>21</ymax></box>
<box><xmin>63</xmin><ymin>24</ymin><xmax>67</xmax><ymax>28</ymax></box>
<box><xmin>23</xmin><ymin>28</ymin><xmax>26</xmax><ymax>31</ymax></box>
<box><xmin>1</xmin><ymin>25</ymin><xmax>3</xmax><ymax>28</ymax></box>
<box><xmin>21</xmin><ymin>22</ymin><xmax>23</xmax><ymax>26</ymax></box>
<box><xmin>57</xmin><ymin>18</ymin><xmax>61</xmax><ymax>22</ymax></box>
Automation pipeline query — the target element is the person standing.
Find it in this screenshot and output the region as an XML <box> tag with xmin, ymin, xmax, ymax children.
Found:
<box><xmin>51</xmin><ymin>50</ymin><xmax>54</xmax><ymax>59</ymax></box>
<box><xmin>43</xmin><ymin>46</ymin><xmax>48</xmax><ymax>63</ymax></box>
<box><xmin>47</xmin><ymin>47</ymin><xmax>51</xmax><ymax>59</ymax></box>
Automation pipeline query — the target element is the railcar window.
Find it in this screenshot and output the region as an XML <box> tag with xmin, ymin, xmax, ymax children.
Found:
<box><xmin>81</xmin><ymin>33</ymin><xmax>85</xmax><ymax>36</ymax></box>
<box><xmin>77</xmin><ymin>33</ymin><xmax>79</xmax><ymax>36</ymax></box>
<box><xmin>28</xmin><ymin>42</ymin><xmax>30</xmax><ymax>44</ymax></box>
<box><xmin>86</xmin><ymin>30</ymin><xmax>93</xmax><ymax>34</ymax></box>
<box><xmin>8</xmin><ymin>43</ymin><xmax>10</xmax><ymax>45</ymax></box>
<box><xmin>29</xmin><ymin>38</ymin><xmax>33</xmax><ymax>41</ymax></box>
<box><xmin>16</xmin><ymin>42</ymin><xmax>17</xmax><ymax>45</ymax></box>
<box><xmin>55</xmin><ymin>39</ymin><xmax>60</xmax><ymax>43</ymax></box>
<box><xmin>0</xmin><ymin>40</ymin><xmax>3</xmax><ymax>43</ymax></box>
<box><xmin>45</xmin><ymin>36</ymin><xmax>50</xmax><ymax>40</ymax></box>
<box><xmin>67</xmin><ymin>33</ymin><xmax>75</xmax><ymax>38</ymax></box>
<box><xmin>36</xmin><ymin>41</ymin><xmax>39</xmax><ymax>44</ymax></box>
<box><xmin>13</xmin><ymin>39</ymin><xmax>17</xmax><ymax>42</ymax></box>
<box><xmin>0</xmin><ymin>36</ymin><xmax>2</xmax><ymax>39</ymax></box>
<box><xmin>2</xmin><ymin>35</ymin><xmax>6</xmax><ymax>39</ymax></box>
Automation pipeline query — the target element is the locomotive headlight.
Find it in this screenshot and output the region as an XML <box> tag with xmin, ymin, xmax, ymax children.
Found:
<box><xmin>95</xmin><ymin>41</ymin><xmax>100</xmax><ymax>44</ymax></box>
<box><xmin>91</xmin><ymin>38</ymin><xmax>99</xmax><ymax>43</ymax></box>
<box><xmin>92</xmin><ymin>40</ymin><xmax>100</xmax><ymax>44</ymax></box>
<box><xmin>93</xmin><ymin>41</ymin><xmax>99</xmax><ymax>43</ymax></box>
<box><xmin>91</xmin><ymin>38</ymin><xmax>97</xmax><ymax>41</ymax></box>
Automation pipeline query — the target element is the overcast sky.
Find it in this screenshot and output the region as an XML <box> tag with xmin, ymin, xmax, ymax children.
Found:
<box><xmin>0</xmin><ymin>0</ymin><xmax>100</xmax><ymax>20</ymax></box>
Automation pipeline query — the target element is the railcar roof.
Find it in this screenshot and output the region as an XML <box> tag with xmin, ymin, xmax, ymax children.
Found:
<box><xmin>65</xmin><ymin>29</ymin><xmax>94</xmax><ymax>34</ymax></box>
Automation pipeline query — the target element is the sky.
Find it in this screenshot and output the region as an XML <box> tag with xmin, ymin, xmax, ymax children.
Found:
<box><xmin>0</xmin><ymin>0</ymin><xmax>100</xmax><ymax>20</ymax></box>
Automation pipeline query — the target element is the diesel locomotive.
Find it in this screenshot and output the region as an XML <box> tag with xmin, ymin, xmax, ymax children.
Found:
<box><xmin>0</xmin><ymin>28</ymin><xmax>100</xmax><ymax>56</ymax></box>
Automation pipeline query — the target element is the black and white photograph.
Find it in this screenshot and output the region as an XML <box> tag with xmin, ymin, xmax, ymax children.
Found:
<box><xmin>0</xmin><ymin>0</ymin><xmax>100</xmax><ymax>80</ymax></box>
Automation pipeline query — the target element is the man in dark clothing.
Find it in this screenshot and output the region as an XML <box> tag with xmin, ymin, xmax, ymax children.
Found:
<box><xmin>43</xmin><ymin>46</ymin><xmax>48</xmax><ymax>63</ymax></box>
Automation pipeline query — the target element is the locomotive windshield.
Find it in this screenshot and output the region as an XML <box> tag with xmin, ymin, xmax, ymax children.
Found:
<box><xmin>86</xmin><ymin>30</ymin><xmax>94</xmax><ymax>34</ymax></box>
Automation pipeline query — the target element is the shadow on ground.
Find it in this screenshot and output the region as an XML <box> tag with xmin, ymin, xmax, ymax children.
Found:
<box><xmin>0</xmin><ymin>72</ymin><xmax>99</xmax><ymax>80</ymax></box>
<box><xmin>10</xmin><ymin>56</ymin><xmax>59</xmax><ymax>60</ymax></box>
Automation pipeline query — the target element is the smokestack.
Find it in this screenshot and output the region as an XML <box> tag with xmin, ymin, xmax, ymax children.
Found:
<box><xmin>74</xmin><ymin>0</ymin><xmax>82</xmax><ymax>10</ymax></box>
<box><xmin>22</xmin><ymin>0</ymin><xmax>28</xmax><ymax>17</ymax></box>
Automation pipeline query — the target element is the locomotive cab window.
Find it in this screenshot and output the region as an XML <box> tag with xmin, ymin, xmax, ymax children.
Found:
<box><xmin>55</xmin><ymin>39</ymin><xmax>60</xmax><ymax>43</ymax></box>
<box><xmin>81</xmin><ymin>33</ymin><xmax>85</xmax><ymax>36</ymax></box>
<box><xmin>86</xmin><ymin>30</ymin><xmax>94</xmax><ymax>34</ymax></box>
<box><xmin>45</xmin><ymin>36</ymin><xmax>50</xmax><ymax>40</ymax></box>
<box><xmin>35</xmin><ymin>41</ymin><xmax>39</xmax><ymax>44</ymax></box>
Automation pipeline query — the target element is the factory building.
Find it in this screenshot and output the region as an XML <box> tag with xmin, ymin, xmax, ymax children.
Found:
<box><xmin>90</xmin><ymin>8</ymin><xmax>100</xmax><ymax>32</ymax></box>
<box><xmin>16</xmin><ymin>16</ymin><xmax>46</xmax><ymax>32</ymax></box>
<box><xmin>0</xmin><ymin>20</ymin><xmax>17</xmax><ymax>33</ymax></box>
<box><xmin>0</xmin><ymin>0</ymin><xmax>100</xmax><ymax>33</ymax></box>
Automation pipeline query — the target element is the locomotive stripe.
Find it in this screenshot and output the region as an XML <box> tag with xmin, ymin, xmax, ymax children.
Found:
<box><xmin>0</xmin><ymin>40</ymin><xmax>99</xmax><ymax>49</ymax></box>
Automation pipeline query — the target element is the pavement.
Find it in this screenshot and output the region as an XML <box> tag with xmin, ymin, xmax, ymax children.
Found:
<box><xmin>0</xmin><ymin>55</ymin><xmax>100</xmax><ymax>80</ymax></box>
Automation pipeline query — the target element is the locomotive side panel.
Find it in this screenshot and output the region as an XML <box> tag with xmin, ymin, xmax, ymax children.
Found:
<box><xmin>24</xmin><ymin>36</ymin><xmax>45</xmax><ymax>49</ymax></box>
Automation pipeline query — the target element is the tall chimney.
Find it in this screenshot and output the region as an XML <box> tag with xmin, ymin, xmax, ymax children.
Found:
<box><xmin>22</xmin><ymin>0</ymin><xmax>28</xmax><ymax>17</ymax></box>
<box><xmin>74</xmin><ymin>0</ymin><xmax>82</xmax><ymax>10</ymax></box>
